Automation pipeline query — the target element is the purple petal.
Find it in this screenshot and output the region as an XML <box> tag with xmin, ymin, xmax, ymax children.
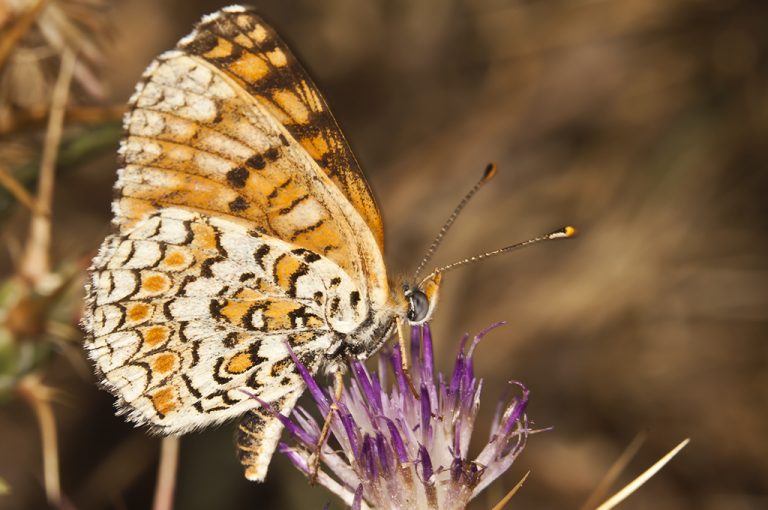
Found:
<box><xmin>466</xmin><ymin>322</ymin><xmax>506</xmax><ymax>382</ymax></box>
<box><xmin>391</xmin><ymin>344</ymin><xmax>409</xmax><ymax>400</ymax></box>
<box><xmin>420</xmin><ymin>385</ymin><xmax>432</xmax><ymax>445</ymax></box>
<box><xmin>249</xmin><ymin>394</ymin><xmax>316</xmax><ymax>447</ymax></box>
<box><xmin>410</xmin><ymin>325</ymin><xmax>421</xmax><ymax>376</ymax></box>
<box><xmin>501</xmin><ymin>382</ymin><xmax>529</xmax><ymax>436</ymax></box>
<box><xmin>383</xmin><ymin>418</ymin><xmax>409</xmax><ymax>464</ymax></box>
<box><xmin>418</xmin><ymin>445</ymin><xmax>433</xmax><ymax>482</ymax></box>
<box><xmin>375</xmin><ymin>432</ymin><xmax>392</xmax><ymax>475</ymax></box>
<box><xmin>338</xmin><ymin>409</ymin><xmax>360</xmax><ymax>458</ymax></box>
<box><xmin>449</xmin><ymin>334</ymin><xmax>469</xmax><ymax>396</ymax></box>
<box><xmin>351</xmin><ymin>358</ymin><xmax>382</xmax><ymax>413</ymax></box>
<box><xmin>371</xmin><ymin>369</ymin><xmax>383</xmax><ymax>405</ymax></box>
<box><xmin>422</xmin><ymin>324</ymin><xmax>435</xmax><ymax>384</ymax></box>
<box><xmin>467</xmin><ymin>321</ymin><xmax>506</xmax><ymax>359</ymax></box>
<box><xmin>352</xmin><ymin>484</ymin><xmax>363</xmax><ymax>510</ymax></box>
<box><xmin>284</xmin><ymin>342</ymin><xmax>330</xmax><ymax>415</ymax></box>
<box><xmin>361</xmin><ymin>435</ymin><xmax>377</xmax><ymax>479</ymax></box>
<box><xmin>278</xmin><ymin>442</ymin><xmax>309</xmax><ymax>474</ymax></box>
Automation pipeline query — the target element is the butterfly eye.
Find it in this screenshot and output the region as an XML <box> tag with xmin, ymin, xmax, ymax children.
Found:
<box><xmin>406</xmin><ymin>290</ymin><xmax>430</xmax><ymax>323</ymax></box>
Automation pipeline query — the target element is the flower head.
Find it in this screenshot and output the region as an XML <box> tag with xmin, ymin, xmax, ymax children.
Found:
<box><xmin>265</xmin><ymin>323</ymin><xmax>531</xmax><ymax>509</ymax></box>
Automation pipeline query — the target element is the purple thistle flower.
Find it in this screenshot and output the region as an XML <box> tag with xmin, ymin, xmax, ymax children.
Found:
<box><xmin>266</xmin><ymin>323</ymin><xmax>530</xmax><ymax>509</ymax></box>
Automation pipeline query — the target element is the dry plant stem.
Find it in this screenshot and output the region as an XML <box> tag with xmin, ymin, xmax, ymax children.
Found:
<box><xmin>580</xmin><ymin>433</ymin><xmax>646</xmax><ymax>510</ymax></box>
<box><xmin>0</xmin><ymin>0</ymin><xmax>48</xmax><ymax>69</ymax></box>
<box><xmin>152</xmin><ymin>436</ymin><xmax>180</xmax><ymax>510</ymax></box>
<box><xmin>19</xmin><ymin>48</ymin><xmax>76</xmax><ymax>284</ymax></box>
<box><xmin>596</xmin><ymin>439</ymin><xmax>691</xmax><ymax>510</ymax></box>
<box><xmin>490</xmin><ymin>471</ymin><xmax>530</xmax><ymax>510</ymax></box>
<box><xmin>18</xmin><ymin>375</ymin><xmax>61</xmax><ymax>507</ymax></box>
<box><xmin>0</xmin><ymin>164</ymin><xmax>42</xmax><ymax>214</ymax></box>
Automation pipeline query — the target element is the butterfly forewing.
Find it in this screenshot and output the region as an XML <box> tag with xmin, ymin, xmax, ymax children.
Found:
<box><xmin>176</xmin><ymin>8</ymin><xmax>384</xmax><ymax>251</ymax></box>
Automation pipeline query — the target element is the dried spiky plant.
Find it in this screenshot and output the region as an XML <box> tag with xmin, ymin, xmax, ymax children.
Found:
<box><xmin>0</xmin><ymin>1</ymin><xmax>115</xmax><ymax>506</ymax></box>
<box><xmin>0</xmin><ymin>0</ymin><xmax>113</xmax><ymax>133</ymax></box>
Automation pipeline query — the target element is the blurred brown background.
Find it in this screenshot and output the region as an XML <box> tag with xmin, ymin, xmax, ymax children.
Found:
<box><xmin>1</xmin><ymin>0</ymin><xmax>767</xmax><ymax>508</ymax></box>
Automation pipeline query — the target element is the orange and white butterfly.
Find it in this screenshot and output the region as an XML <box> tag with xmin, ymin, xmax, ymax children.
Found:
<box><xmin>82</xmin><ymin>5</ymin><xmax>442</xmax><ymax>482</ymax></box>
<box><xmin>83</xmin><ymin>5</ymin><xmax>573</xmax><ymax>482</ymax></box>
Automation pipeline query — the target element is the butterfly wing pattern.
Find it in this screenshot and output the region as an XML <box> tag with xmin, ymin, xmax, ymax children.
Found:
<box><xmin>83</xmin><ymin>6</ymin><xmax>405</xmax><ymax>482</ymax></box>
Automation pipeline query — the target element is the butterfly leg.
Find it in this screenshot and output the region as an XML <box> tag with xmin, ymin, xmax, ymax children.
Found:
<box><xmin>396</xmin><ymin>317</ymin><xmax>421</xmax><ymax>399</ymax></box>
<box><xmin>308</xmin><ymin>369</ymin><xmax>344</xmax><ymax>485</ymax></box>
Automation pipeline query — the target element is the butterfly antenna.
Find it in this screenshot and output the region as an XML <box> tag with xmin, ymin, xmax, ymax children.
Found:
<box><xmin>413</xmin><ymin>163</ymin><xmax>498</xmax><ymax>279</ymax></box>
<box><xmin>423</xmin><ymin>226</ymin><xmax>576</xmax><ymax>283</ymax></box>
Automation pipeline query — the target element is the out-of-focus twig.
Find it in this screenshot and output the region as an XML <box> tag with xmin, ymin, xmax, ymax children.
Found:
<box><xmin>580</xmin><ymin>432</ymin><xmax>646</xmax><ymax>510</ymax></box>
<box><xmin>74</xmin><ymin>433</ymin><xmax>156</xmax><ymax>509</ymax></box>
<box><xmin>0</xmin><ymin>0</ymin><xmax>48</xmax><ymax>70</ymax></box>
<box><xmin>17</xmin><ymin>374</ymin><xmax>61</xmax><ymax>507</ymax></box>
<box><xmin>152</xmin><ymin>436</ymin><xmax>180</xmax><ymax>510</ymax></box>
<box><xmin>0</xmin><ymin>164</ymin><xmax>42</xmax><ymax>214</ymax></box>
<box><xmin>19</xmin><ymin>47</ymin><xmax>76</xmax><ymax>284</ymax></box>
<box><xmin>0</xmin><ymin>104</ymin><xmax>124</xmax><ymax>136</ymax></box>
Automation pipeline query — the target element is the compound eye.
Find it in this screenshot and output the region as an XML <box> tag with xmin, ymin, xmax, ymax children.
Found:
<box><xmin>406</xmin><ymin>290</ymin><xmax>430</xmax><ymax>323</ymax></box>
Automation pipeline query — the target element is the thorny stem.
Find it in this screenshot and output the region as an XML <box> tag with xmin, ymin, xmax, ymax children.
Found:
<box><xmin>20</xmin><ymin>47</ymin><xmax>76</xmax><ymax>284</ymax></box>
<box><xmin>18</xmin><ymin>375</ymin><xmax>61</xmax><ymax>507</ymax></box>
<box><xmin>152</xmin><ymin>436</ymin><xmax>180</xmax><ymax>510</ymax></box>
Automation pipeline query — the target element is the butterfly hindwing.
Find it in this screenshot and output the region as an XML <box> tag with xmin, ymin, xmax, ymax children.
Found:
<box><xmin>84</xmin><ymin>208</ymin><xmax>367</xmax><ymax>433</ymax></box>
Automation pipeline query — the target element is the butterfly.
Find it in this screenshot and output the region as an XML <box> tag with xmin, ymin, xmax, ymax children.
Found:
<box><xmin>82</xmin><ymin>5</ymin><xmax>442</xmax><ymax>482</ymax></box>
<box><xmin>82</xmin><ymin>5</ymin><xmax>574</xmax><ymax>482</ymax></box>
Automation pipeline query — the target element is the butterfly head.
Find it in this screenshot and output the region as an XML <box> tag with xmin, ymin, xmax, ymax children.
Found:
<box><xmin>403</xmin><ymin>272</ymin><xmax>442</xmax><ymax>325</ymax></box>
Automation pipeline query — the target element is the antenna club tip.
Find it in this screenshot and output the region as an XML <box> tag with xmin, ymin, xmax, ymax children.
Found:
<box><xmin>482</xmin><ymin>163</ymin><xmax>497</xmax><ymax>182</ymax></box>
<box><xmin>564</xmin><ymin>225</ymin><xmax>577</xmax><ymax>237</ymax></box>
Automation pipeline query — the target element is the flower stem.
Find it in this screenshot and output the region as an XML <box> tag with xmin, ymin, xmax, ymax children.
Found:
<box><xmin>152</xmin><ymin>436</ymin><xmax>180</xmax><ymax>510</ymax></box>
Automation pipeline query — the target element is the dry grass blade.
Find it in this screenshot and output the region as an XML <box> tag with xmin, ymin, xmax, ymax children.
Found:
<box><xmin>490</xmin><ymin>471</ymin><xmax>530</xmax><ymax>510</ymax></box>
<box><xmin>19</xmin><ymin>47</ymin><xmax>76</xmax><ymax>284</ymax></box>
<box><xmin>580</xmin><ymin>433</ymin><xmax>646</xmax><ymax>510</ymax></box>
<box><xmin>595</xmin><ymin>439</ymin><xmax>691</xmax><ymax>510</ymax></box>
<box><xmin>152</xmin><ymin>436</ymin><xmax>180</xmax><ymax>510</ymax></box>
